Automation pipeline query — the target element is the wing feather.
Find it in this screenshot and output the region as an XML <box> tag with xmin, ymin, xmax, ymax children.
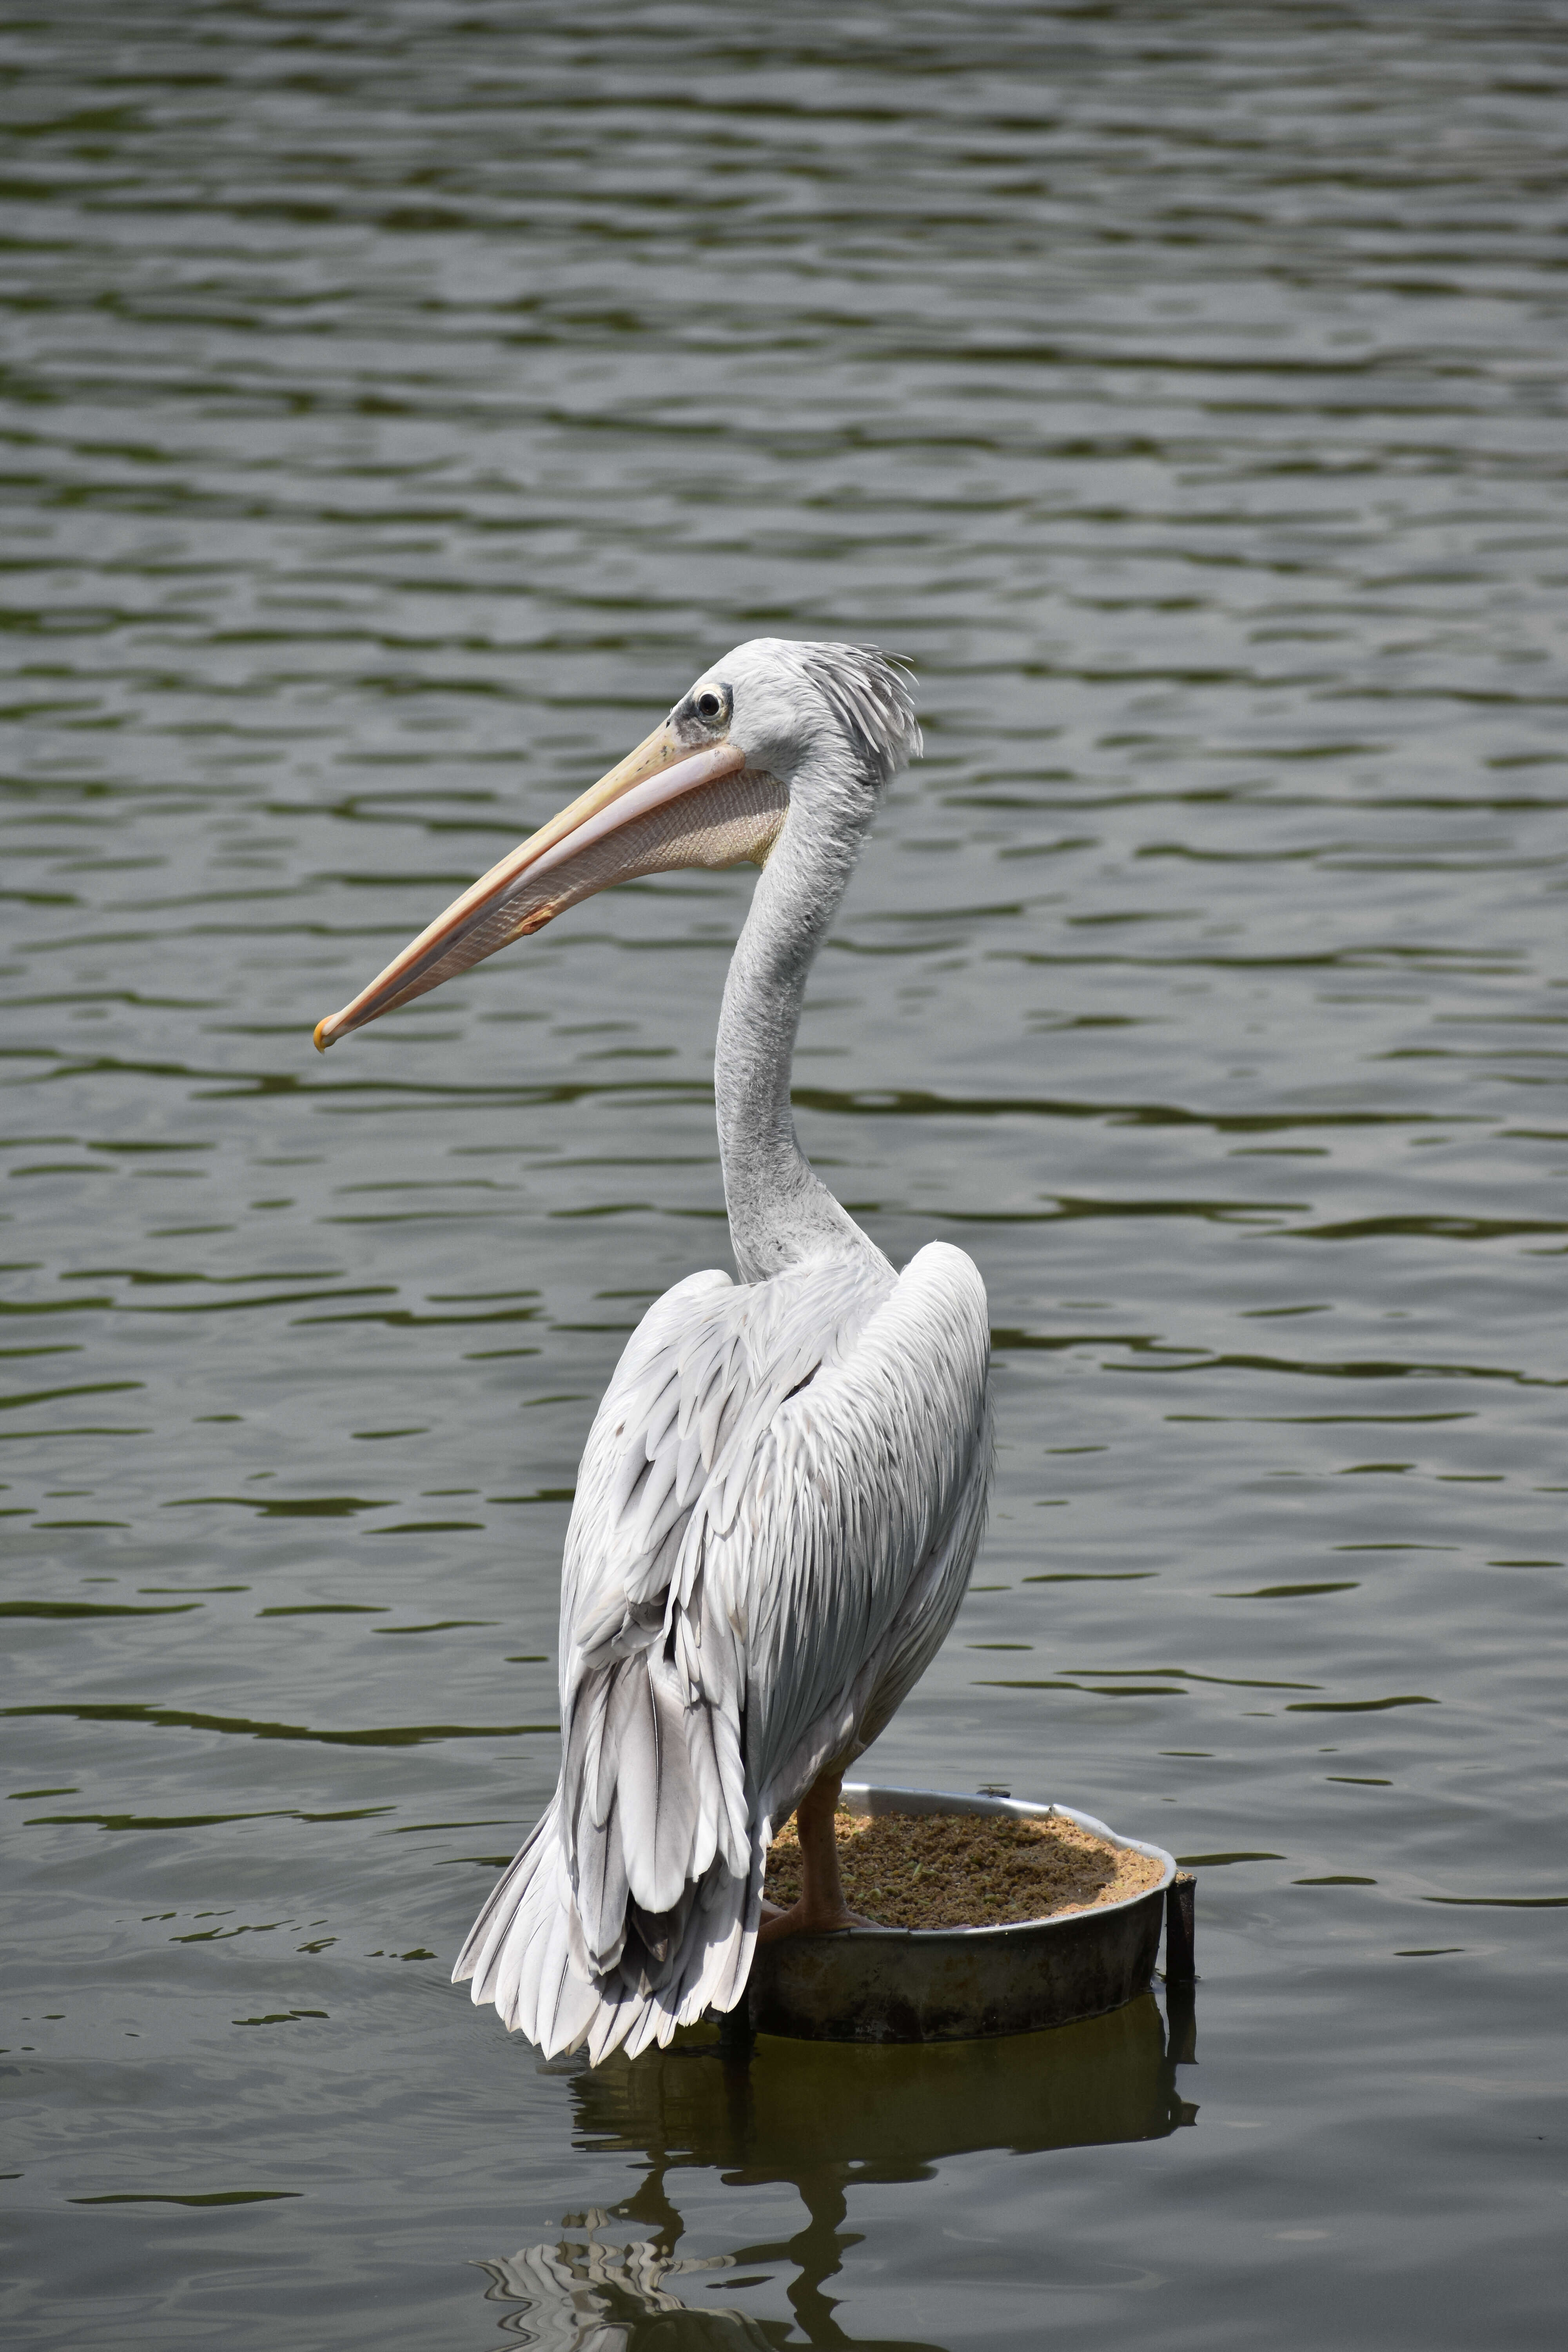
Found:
<box><xmin>454</xmin><ymin>1241</ymin><xmax>990</xmax><ymax>2061</ymax></box>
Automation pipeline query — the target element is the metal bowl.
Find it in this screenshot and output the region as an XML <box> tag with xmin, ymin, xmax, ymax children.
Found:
<box><xmin>741</xmin><ymin>1781</ymin><xmax>1188</xmax><ymax>2046</ymax></box>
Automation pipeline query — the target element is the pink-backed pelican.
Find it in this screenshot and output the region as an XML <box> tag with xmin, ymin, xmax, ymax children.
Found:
<box><xmin>314</xmin><ymin>641</ymin><xmax>993</xmax><ymax>2063</ymax></box>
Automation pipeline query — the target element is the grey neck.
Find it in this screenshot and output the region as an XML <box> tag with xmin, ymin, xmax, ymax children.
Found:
<box><xmin>714</xmin><ymin>793</ymin><xmax>883</xmax><ymax>1287</ymax></box>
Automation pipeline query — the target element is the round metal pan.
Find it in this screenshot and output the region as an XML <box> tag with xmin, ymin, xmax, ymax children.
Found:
<box><xmin>742</xmin><ymin>1782</ymin><xmax>1184</xmax><ymax>2045</ymax></box>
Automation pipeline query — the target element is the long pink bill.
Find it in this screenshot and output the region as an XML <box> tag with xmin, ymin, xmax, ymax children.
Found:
<box><xmin>312</xmin><ymin>734</ymin><xmax>771</xmax><ymax>1049</ymax></box>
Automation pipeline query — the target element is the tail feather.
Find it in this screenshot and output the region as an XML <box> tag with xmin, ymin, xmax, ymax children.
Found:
<box><xmin>516</xmin><ymin>1872</ymin><xmax>575</xmax><ymax>2039</ymax></box>
<box><xmin>454</xmin><ymin>1802</ymin><xmax>555</xmax><ymax>1994</ymax></box>
<box><xmin>562</xmin><ymin>1653</ymin><xmax>749</xmax><ymax>1976</ymax></box>
<box><xmin>537</xmin><ymin>1908</ymin><xmax>599</xmax><ymax>2056</ymax></box>
<box><xmin>452</xmin><ymin>1791</ymin><xmax>760</xmax><ymax>2062</ymax></box>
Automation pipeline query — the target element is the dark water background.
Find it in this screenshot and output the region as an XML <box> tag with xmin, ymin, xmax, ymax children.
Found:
<box><xmin>4</xmin><ymin>5</ymin><xmax>1566</xmax><ymax>2345</ymax></box>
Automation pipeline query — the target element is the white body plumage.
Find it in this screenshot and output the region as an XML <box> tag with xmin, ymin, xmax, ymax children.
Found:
<box><xmin>314</xmin><ymin>639</ymin><xmax>994</xmax><ymax>2065</ymax></box>
<box><xmin>455</xmin><ymin>1236</ymin><xmax>991</xmax><ymax>2061</ymax></box>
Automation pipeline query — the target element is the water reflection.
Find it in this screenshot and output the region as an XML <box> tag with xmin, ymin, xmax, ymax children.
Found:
<box><xmin>478</xmin><ymin>2225</ymin><xmax>773</xmax><ymax>2351</ymax></box>
<box><xmin>479</xmin><ymin>1994</ymin><xmax>1197</xmax><ymax>2348</ymax></box>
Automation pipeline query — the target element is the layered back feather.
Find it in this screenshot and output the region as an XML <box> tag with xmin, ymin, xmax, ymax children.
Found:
<box><xmin>454</xmin><ymin>1243</ymin><xmax>991</xmax><ymax>2063</ymax></box>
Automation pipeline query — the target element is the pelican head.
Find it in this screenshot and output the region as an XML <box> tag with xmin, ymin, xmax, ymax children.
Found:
<box><xmin>312</xmin><ymin>638</ymin><xmax>919</xmax><ymax>1050</ymax></box>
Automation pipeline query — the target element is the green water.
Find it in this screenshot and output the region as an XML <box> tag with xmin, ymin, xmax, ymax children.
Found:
<box><xmin>3</xmin><ymin>5</ymin><xmax>1565</xmax><ymax>2345</ymax></box>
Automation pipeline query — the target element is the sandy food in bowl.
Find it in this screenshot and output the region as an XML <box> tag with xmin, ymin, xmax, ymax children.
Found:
<box><xmin>764</xmin><ymin>1806</ymin><xmax>1165</xmax><ymax>1930</ymax></box>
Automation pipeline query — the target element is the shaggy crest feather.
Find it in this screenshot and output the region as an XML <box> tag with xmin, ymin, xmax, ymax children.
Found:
<box><xmin>795</xmin><ymin>642</ymin><xmax>922</xmax><ymax>786</ymax></box>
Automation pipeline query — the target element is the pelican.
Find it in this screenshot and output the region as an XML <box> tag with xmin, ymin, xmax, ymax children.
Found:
<box><xmin>314</xmin><ymin>641</ymin><xmax>993</xmax><ymax>2063</ymax></box>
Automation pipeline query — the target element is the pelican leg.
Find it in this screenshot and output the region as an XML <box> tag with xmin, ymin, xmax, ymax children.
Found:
<box><xmin>757</xmin><ymin>1769</ymin><xmax>879</xmax><ymax>1942</ymax></box>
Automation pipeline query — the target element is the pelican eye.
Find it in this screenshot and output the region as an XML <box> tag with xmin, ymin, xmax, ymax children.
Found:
<box><xmin>691</xmin><ymin>684</ymin><xmax>730</xmax><ymax>727</ymax></box>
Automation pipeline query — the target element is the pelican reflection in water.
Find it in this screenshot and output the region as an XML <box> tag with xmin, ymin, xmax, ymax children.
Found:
<box><xmin>315</xmin><ymin>643</ymin><xmax>993</xmax><ymax>2063</ymax></box>
<box><xmin>475</xmin><ymin>1998</ymin><xmax>1197</xmax><ymax>2349</ymax></box>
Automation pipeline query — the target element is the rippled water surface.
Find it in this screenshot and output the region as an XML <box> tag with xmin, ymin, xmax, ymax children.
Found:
<box><xmin>4</xmin><ymin>5</ymin><xmax>1566</xmax><ymax>2345</ymax></box>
